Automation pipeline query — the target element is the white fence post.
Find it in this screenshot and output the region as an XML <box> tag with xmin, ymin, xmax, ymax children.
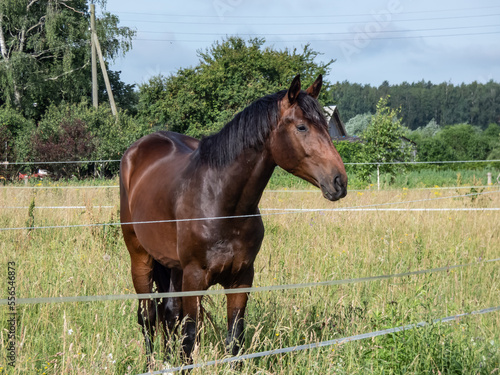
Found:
<box><xmin>377</xmin><ymin>164</ymin><xmax>380</xmax><ymax>191</ymax></box>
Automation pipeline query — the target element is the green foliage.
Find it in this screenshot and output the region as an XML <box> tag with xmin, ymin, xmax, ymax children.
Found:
<box><xmin>334</xmin><ymin>80</ymin><xmax>500</xmax><ymax>130</ymax></box>
<box><xmin>0</xmin><ymin>105</ymin><xmax>35</xmax><ymax>166</ymax></box>
<box><xmin>344</xmin><ymin>112</ymin><xmax>372</xmax><ymax>136</ymax></box>
<box><xmin>27</xmin><ymin>102</ymin><xmax>150</xmax><ymax>177</ymax></box>
<box><xmin>137</xmin><ymin>36</ymin><xmax>335</xmax><ymax>138</ymax></box>
<box><xmin>333</xmin><ymin>139</ymin><xmax>363</xmax><ymax>164</ymax></box>
<box><xmin>413</xmin><ymin>118</ymin><xmax>440</xmax><ymax>138</ymax></box>
<box><xmin>357</xmin><ymin>96</ymin><xmax>412</xmax><ymax>181</ymax></box>
<box><xmin>410</xmin><ymin>123</ymin><xmax>498</xmax><ymax>167</ymax></box>
<box><xmin>0</xmin><ymin>0</ymin><xmax>136</xmax><ymax>119</ymax></box>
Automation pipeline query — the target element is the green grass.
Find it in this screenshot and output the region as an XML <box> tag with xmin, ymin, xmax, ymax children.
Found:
<box><xmin>0</xmin><ymin>174</ymin><xmax>499</xmax><ymax>374</ymax></box>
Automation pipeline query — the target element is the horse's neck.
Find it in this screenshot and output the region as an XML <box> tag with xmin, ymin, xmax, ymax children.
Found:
<box><xmin>207</xmin><ymin>148</ymin><xmax>276</xmax><ymax>215</ymax></box>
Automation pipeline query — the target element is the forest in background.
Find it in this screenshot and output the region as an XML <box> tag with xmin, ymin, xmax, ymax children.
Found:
<box><xmin>333</xmin><ymin>80</ymin><xmax>500</xmax><ymax>131</ymax></box>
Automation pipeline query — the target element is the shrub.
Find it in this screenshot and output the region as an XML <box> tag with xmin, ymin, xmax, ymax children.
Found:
<box><xmin>32</xmin><ymin>102</ymin><xmax>150</xmax><ymax>177</ymax></box>
<box><xmin>32</xmin><ymin>118</ymin><xmax>96</xmax><ymax>178</ymax></box>
<box><xmin>0</xmin><ymin>106</ymin><xmax>36</xmax><ymax>177</ymax></box>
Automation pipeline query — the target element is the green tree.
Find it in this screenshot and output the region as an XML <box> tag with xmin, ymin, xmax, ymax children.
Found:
<box><xmin>0</xmin><ymin>0</ymin><xmax>135</xmax><ymax>118</ymax></box>
<box><xmin>333</xmin><ymin>80</ymin><xmax>500</xmax><ymax>130</ymax></box>
<box><xmin>344</xmin><ymin>112</ymin><xmax>372</xmax><ymax>136</ymax></box>
<box><xmin>358</xmin><ymin>96</ymin><xmax>412</xmax><ymax>181</ymax></box>
<box><xmin>137</xmin><ymin>36</ymin><xmax>335</xmax><ymax>138</ymax></box>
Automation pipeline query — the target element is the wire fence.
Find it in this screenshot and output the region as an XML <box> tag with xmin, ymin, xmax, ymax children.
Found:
<box><xmin>137</xmin><ymin>305</ymin><xmax>500</xmax><ymax>374</ymax></box>
<box><xmin>1</xmin><ymin>185</ymin><xmax>499</xmax><ymax>192</ymax></box>
<box><xmin>1</xmin><ymin>256</ymin><xmax>498</xmax><ymax>306</ymax></box>
<box><xmin>1</xmin><ymin>189</ymin><xmax>499</xmax><ymax>232</ymax></box>
<box><xmin>3</xmin><ymin>158</ymin><xmax>500</xmax><ymax>166</ymax></box>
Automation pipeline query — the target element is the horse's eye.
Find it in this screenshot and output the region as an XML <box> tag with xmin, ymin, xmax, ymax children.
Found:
<box><xmin>296</xmin><ymin>124</ymin><xmax>308</xmax><ymax>132</ymax></box>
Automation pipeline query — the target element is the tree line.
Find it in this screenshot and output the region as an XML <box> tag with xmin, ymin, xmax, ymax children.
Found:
<box><xmin>333</xmin><ymin>80</ymin><xmax>500</xmax><ymax>130</ymax></box>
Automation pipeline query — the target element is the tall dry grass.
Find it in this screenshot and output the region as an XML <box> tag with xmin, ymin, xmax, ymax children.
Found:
<box><xmin>0</xmin><ymin>180</ymin><xmax>499</xmax><ymax>374</ymax></box>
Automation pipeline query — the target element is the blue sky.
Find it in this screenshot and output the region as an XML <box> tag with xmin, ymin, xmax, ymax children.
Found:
<box><xmin>101</xmin><ymin>0</ymin><xmax>500</xmax><ymax>87</ymax></box>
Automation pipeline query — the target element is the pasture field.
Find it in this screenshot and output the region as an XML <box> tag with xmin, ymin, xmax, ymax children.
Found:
<box><xmin>0</xmin><ymin>177</ymin><xmax>499</xmax><ymax>374</ymax></box>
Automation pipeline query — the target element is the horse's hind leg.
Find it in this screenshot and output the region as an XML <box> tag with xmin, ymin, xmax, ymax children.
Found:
<box><xmin>153</xmin><ymin>262</ymin><xmax>183</xmax><ymax>358</ymax></box>
<box><xmin>164</xmin><ymin>268</ymin><xmax>183</xmax><ymax>337</ymax></box>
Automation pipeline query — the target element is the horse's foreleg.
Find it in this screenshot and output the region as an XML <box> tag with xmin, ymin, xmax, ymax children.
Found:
<box><xmin>225</xmin><ymin>292</ymin><xmax>249</xmax><ymax>356</ymax></box>
<box><xmin>225</xmin><ymin>267</ymin><xmax>254</xmax><ymax>357</ymax></box>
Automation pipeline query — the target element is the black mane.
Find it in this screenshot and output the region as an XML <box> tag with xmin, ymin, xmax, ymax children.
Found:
<box><xmin>198</xmin><ymin>90</ymin><xmax>327</xmax><ymax>168</ymax></box>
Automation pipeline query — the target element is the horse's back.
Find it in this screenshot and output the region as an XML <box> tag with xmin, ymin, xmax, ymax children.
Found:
<box><xmin>120</xmin><ymin>131</ymin><xmax>198</xmax><ymax>193</ymax></box>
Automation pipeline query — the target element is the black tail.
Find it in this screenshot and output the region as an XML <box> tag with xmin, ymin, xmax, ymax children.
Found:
<box><xmin>153</xmin><ymin>259</ymin><xmax>172</xmax><ymax>293</ymax></box>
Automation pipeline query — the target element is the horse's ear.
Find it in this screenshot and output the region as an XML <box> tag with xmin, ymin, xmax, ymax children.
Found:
<box><xmin>287</xmin><ymin>74</ymin><xmax>301</xmax><ymax>105</ymax></box>
<box><xmin>305</xmin><ymin>74</ymin><xmax>323</xmax><ymax>99</ymax></box>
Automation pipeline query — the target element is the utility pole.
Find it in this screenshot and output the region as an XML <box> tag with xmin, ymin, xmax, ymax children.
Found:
<box><xmin>93</xmin><ymin>33</ymin><xmax>118</xmax><ymax>117</ymax></box>
<box><xmin>90</xmin><ymin>4</ymin><xmax>98</xmax><ymax>108</ymax></box>
<box><xmin>89</xmin><ymin>3</ymin><xmax>117</xmax><ymax>118</ymax></box>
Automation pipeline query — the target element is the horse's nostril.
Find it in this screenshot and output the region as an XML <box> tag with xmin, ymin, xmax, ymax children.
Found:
<box><xmin>334</xmin><ymin>175</ymin><xmax>347</xmax><ymax>198</ymax></box>
<box><xmin>334</xmin><ymin>175</ymin><xmax>342</xmax><ymax>189</ymax></box>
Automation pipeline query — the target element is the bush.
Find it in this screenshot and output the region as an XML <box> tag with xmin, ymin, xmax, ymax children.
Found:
<box><xmin>0</xmin><ymin>105</ymin><xmax>36</xmax><ymax>177</ymax></box>
<box><xmin>30</xmin><ymin>102</ymin><xmax>151</xmax><ymax>178</ymax></box>
<box><xmin>32</xmin><ymin>118</ymin><xmax>96</xmax><ymax>178</ymax></box>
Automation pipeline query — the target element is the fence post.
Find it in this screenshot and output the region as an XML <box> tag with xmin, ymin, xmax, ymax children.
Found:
<box><xmin>377</xmin><ymin>164</ymin><xmax>380</xmax><ymax>191</ymax></box>
<box><xmin>487</xmin><ymin>172</ymin><xmax>492</xmax><ymax>185</ymax></box>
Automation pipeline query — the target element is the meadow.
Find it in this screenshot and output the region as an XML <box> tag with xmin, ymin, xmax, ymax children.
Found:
<box><xmin>0</xmin><ymin>170</ymin><xmax>499</xmax><ymax>374</ymax></box>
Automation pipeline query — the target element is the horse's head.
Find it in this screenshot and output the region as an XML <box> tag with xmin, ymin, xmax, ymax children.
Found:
<box><xmin>270</xmin><ymin>74</ymin><xmax>347</xmax><ymax>201</ymax></box>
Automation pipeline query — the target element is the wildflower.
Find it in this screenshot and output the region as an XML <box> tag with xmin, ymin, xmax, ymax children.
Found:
<box><xmin>68</xmin><ymin>329</ymin><xmax>73</xmax><ymax>335</ymax></box>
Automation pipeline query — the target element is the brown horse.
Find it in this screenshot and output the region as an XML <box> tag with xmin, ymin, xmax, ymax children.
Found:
<box><xmin>119</xmin><ymin>74</ymin><xmax>347</xmax><ymax>364</ymax></box>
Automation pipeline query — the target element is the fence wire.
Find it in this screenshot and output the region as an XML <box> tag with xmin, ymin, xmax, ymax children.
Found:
<box><xmin>1</xmin><ymin>256</ymin><xmax>498</xmax><ymax>306</ymax></box>
<box><xmin>137</xmin><ymin>305</ymin><xmax>500</xmax><ymax>374</ymax></box>
<box><xmin>1</xmin><ymin>189</ymin><xmax>499</xmax><ymax>232</ymax></box>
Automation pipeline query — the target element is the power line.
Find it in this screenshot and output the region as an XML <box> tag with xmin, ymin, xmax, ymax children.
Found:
<box><xmin>136</xmin><ymin>24</ymin><xmax>500</xmax><ymax>36</ymax></box>
<box><xmin>121</xmin><ymin>13</ymin><xmax>500</xmax><ymax>26</ymax></box>
<box><xmin>135</xmin><ymin>31</ymin><xmax>500</xmax><ymax>43</ymax></box>
<box><xmin>111</xmin><ymin>5</ymin><xmax>500</xmax><ymax>19</ymax></box>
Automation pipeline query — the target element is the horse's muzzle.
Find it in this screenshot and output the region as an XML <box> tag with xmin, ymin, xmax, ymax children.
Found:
<box><xmin>320</xmin><ymin>174</ymin><xmax>347</xmax><ymax>201</ymax></box>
